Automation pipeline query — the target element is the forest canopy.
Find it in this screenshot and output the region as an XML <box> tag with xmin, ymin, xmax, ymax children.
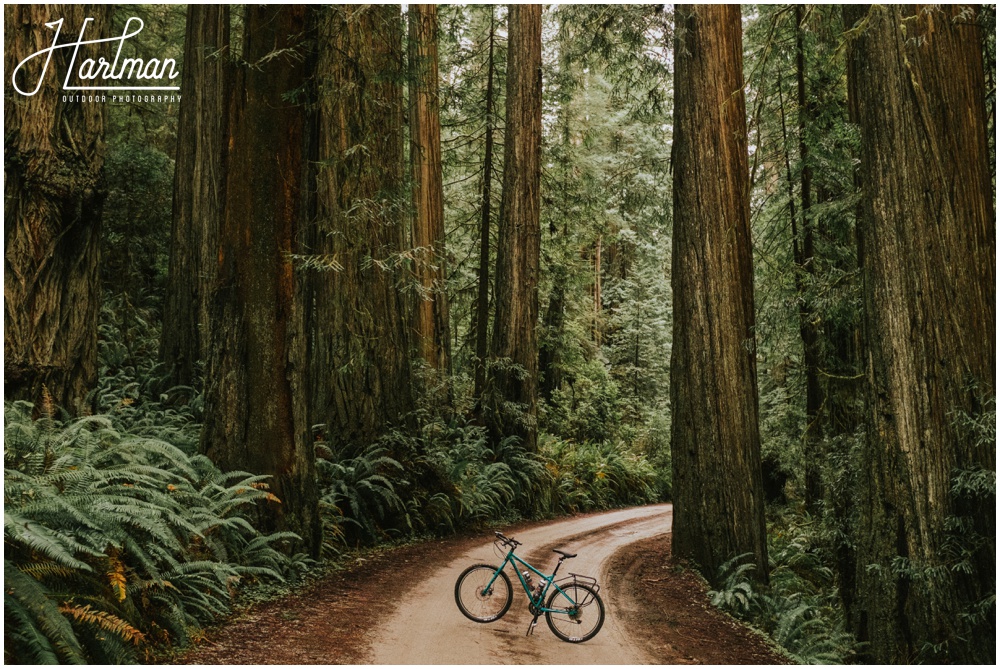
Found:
<box><xmin>4</xmin><ymin>4</ymin><xmax>995</xmax><ymax>664</ymax></box>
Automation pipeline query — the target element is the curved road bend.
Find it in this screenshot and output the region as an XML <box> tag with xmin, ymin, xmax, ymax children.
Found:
<box><xmin>366</xmin><ymin>504</ymin><xmax>673</xmax><ymax>664</ymax></box>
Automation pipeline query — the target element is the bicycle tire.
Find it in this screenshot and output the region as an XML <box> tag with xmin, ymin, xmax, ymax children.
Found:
<box><xmin>455</xmin><ymin>563</ymin><xmax>513</xmax><ymax>623</ymax></box>
<box><xmin>544</xmin><ymin>582</ymin><xmax>605</xmax><ymax>643</ymax></box>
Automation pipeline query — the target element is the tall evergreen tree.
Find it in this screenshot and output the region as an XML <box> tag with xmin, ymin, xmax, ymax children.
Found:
<box><xmin>200</xmin><ymin>5</ymin><xmax>319</xmax><ymax>553</ymax></box>
<box><xmin>472</xmin><ymin>8</ymin><xmax>498</xmax><ymax>402</ymax></box>
<box><xmin>308</xmin><ymin>4</ymin><xmax>414</xmax><ymax>453</ymax></box>
<box><xmin>408</xmin><ymin>4</ymin><xmax>450</xmax><ymax>374</ymax></box>
<box><xmin>669</xmin><ymin>4</ymin><xmax>768</xmax><ymax>584</ymax></box>
<box><xmin>844</xmin><ymin>4</ymin><xmax>995</xmax><ymax>662</ymax></box>
<box><xmin>160</xmin><ymin>4</ymin><xmax>229</xmax><ymax>388</ymax></box>
<box><xmin>4</xmin><ymin>5</ymin><xmax>112</xmax><ymax>414</ymax></box>
<box><xmin>487</xmin><ymin>3</ymin><xmax>543</xmax><ymax>451</ymax></box>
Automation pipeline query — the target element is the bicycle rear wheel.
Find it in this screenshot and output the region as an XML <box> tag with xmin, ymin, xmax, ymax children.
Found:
<box><xmin>455</xmin><ymin>564</ymin><xmax>513</xmax><ymax>623</ymax></box>
<box><xmin>545</xmin><ymin>583</ymin><xmax>605</xmax><ymax>642</ymax></box>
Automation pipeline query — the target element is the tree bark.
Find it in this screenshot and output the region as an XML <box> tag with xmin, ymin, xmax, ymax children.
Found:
<box><xmin>473</xmin><ymin>10</ymin><xmax>497</xmax><ymax>401</ymax></box>
<box><xmin>408</xmin><ymin>4</ymin><xmax>450</xmax><ymax>374</ymax></box>
<box><xmin>669</xmin><ymin>4</ymin><xmax>768</xmax><ymax>585</ymax></box>
<box><xmin>844</xmin><ymin>5</ymin><xmax>995</xmax><ymax>663</ymax></box>
<box><xmin>159</xmin><ymin>5</ymin><xmax>229</xmax><ymax>389</ymax></box>
<box><xmin>308</xmin><ymin>4</ymin><xmax>414</xmax><ymax>454</ymax></box>
<box><xmin>200</xmin><ymin>5</ymin><xmax>319</xmax><ymax>554</ymax></box>
<box><xmin>4</xmin><ymin>5</ymin><xmax>111</xmax><ymax>415</ymax></box>
<box><xmin>486</xmin><ymin>4</ymin><xmax>542</xmax><ymax>452</ymax></box>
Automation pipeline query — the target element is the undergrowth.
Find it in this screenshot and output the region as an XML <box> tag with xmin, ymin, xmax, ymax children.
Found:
<box><xmin>314</xmin><ymin>391</ymin><xmax>661</xmax><ymax>553</ymax></box>
<box><xmin>707</xmin><ymin>510</ymin><xmax>859</xmax><ymax>664</ymax></box>
<box><xmin>3</xmin><ymin>399</ymin><xmax>303</xmax><ymax>664</ymax></box>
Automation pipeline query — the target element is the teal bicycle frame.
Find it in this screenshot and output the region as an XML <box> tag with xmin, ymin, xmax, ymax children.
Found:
<box><xmin>483</xmin><ymin>544</ymin><xmax>578</xmax><ymax>613</ymax></box>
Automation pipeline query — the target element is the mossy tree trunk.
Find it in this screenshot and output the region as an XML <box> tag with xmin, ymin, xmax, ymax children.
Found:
<box><xmin>200</xmin><ymin>5</ymin><xmax>319</xmax><ymax>554</ymax></box>
<box><xmin>4</xmin><ymin>5</ymin><xmax>111</xmax><ymax>415</ymax></box>
<box><xmin>669</xmin><ymin>4</ymin><xmax>768</xmax><ymax>585</ymax></box>
<box><xmin>844</xmin><ymin>5</ymin><xmax>995</xmax><ymax>663</ymax></box>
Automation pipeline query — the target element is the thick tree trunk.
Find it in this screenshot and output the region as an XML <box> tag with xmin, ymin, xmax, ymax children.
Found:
<box><xmin>486</xmin><ymin>4</ymin><xmax>542</xmax><ymax>452</ymax></box>
<box><xmin>200</xmin><ymin>5</ymin><xmax>319</xmax><ymax>554</ymax></box>
<box><xmin>309</xmin><ymin>4</ymin><xmax>414</xmax><ymax>454</ymax></box>
<box><xmin>473</xmin><ymin>11</ymin><xmax>497</xmax><ymax>401</ymax></box>
<box><xmin>669</xmin><ymin>4</ymin><xmax>768</xmax><ymax>585</ymax></box>
<box><xmin>845</xmin><ymin>5</ymin><xmax>995</xmax><ymax>663</ymax></box>
<box><xmin>159</xmin><ymin>5</ymin><xmax>229</xmax><ymax>390</ymax></box>
<box><xmin>4</xmin><ymin>5</ymin><xmax>111</xmax><ymax>415</ymax></box>
<box><xmin>408</xmin><ymin>4</ymin><xmax>450</xmax><ymax>374</ymax></box>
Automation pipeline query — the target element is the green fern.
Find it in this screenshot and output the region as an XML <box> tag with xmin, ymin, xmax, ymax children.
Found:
<box><xmin>4</xmin><ymin>402</ymin><xmax>297</xmax><ymax>663</ymax></box>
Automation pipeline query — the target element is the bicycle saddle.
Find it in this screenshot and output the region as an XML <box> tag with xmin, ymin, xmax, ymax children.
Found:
<box><xmin>552</xmin><ymin>549</ymin><xmax>577</xmax><ymax>559</ymax></box>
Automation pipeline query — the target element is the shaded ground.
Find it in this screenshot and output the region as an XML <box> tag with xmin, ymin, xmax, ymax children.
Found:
<box><xmin>177</xmin><ymin>508</ymin><xmax>787</xmax><ymax>665</ymax></box>
<box><xmin>607</xmin><ymin>532</ymin><xmax>789</xmax><ymax>664</ymax></box>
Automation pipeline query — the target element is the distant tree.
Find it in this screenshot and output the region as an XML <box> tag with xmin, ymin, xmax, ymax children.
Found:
<box><xmin>408</xmin><ymin>4</ymin><xmax>450</xmax><ymax>374</ymax></box>
<box><xmin>792</xmin><ymin>4</ymin><xmax>824</xmax><ymax>511</ymax></box>
<box><xmin>200</xmin><ymin>5</ymin><xmax>319</xmax><ymax>553</ymax></box>
<box><xmin>472</xmin><ymin>7</ymin><xmax>498</xmax><ymax>401</ymax></box>
<box><xmin>487</xmin><ymin>3</ymin><xmax>543</xmax><ymax>451</ymax></box>
<box><xmin>160</xmin><ymin>5</ymin><xmax>229</xmax><ymax>389</ymax></box>
<box><xmin>844</xmin><ymin>5</ymin><xmax>995</xmax><ymax>663</ymax></box>
<box><xmin>669</xmin><ymin>4</ymin><xmax>768</xmax><ymax>584</ymax></box>
<box><xmin>4</xmin><ymin>5</ymin><xmax>112</xmax><ymax>414</ymax></box>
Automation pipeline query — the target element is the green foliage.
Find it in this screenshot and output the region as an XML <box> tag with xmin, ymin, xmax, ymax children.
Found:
<box><xmin>315</xmin><ymin>402</ymin><xmax>662</xmax><ymax>551</ymax></box>
<box><xmin>538</xmin><ymin>436</ymin><xmax>658</xmax><ymax>514</ymax></box>
<box><xmin>707</xmin><ymin>516</ymin><xmax>859</xmax><ymax>664</ymax></box>
<box><xmin>4</xmin><ymin>402</ymin><xmax>298</xmax><ymax>663</ymax></box>
<box><xmin>316</xmin><ymin>443</ymin><xmax>405</xmax><ymax>548</ymax></box>
<box><xmin>543</xmin><ymin>359</ymin><xmax>623</xmax><ymax>444</ymax></box>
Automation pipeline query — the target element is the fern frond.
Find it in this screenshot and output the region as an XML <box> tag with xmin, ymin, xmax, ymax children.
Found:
<box><xmin>58</xmin><ymin>604</ymin><xmax>145</xmax><ymax>645</ymax></box>
<box><xmin>4</xmin><ymin>561</ymin><xmax>88</xmax><ymax>664</ymax></box>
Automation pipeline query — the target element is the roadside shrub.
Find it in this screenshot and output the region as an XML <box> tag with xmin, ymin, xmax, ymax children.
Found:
<box><xmin>707</xmin><ymin>515</ymin><xmax>859</xmax><ymax>664</ymax></box>
<box><xmin>539</xmin><ymin>436</ymin><xmax>659</xmax><ymax>514</ymax></box>
<box><xmin>4</xmin><ymin>401</ymin><xmax>296</xmax><ymax>663</ymax></box>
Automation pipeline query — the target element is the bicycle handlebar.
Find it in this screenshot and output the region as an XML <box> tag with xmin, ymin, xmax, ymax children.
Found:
<box><xmin>494</xmin><ymin>531</ymin><xmax>521</xmax><ymax>547</ymax></box>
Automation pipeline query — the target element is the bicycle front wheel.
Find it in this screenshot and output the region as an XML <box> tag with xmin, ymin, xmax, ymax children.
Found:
<box><xmin>455</xmin><ymin>564</ymin><xmax>513</xmax><ymax>623</ymax></box>
<box><xmin>545</xmin><ymin>583</ymin><xmax>605</xmax><ymax>643</ymax></box>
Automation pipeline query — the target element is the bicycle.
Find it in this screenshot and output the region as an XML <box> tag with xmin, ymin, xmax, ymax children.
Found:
<box><xmin>454</xmin><ymin>531</ymin><xmax>605</xmax><ymax>643</ymax></box>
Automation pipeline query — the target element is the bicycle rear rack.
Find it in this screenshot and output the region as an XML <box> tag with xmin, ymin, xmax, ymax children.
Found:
<box><xmin>555</xmin><ymin>573</ymin><xmax>601</xmax><ymax>607</ymax></box>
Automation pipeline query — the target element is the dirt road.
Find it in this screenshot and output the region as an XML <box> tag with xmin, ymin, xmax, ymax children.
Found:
<box><xmin>179</xmin><ymin>504</ymin><xmax>786</xmax><ymax>665</ymax></box>
<box><xmin>366</xmin><ymin>504</ymin><xmax>672</xmax><ymax>664</ymax></box>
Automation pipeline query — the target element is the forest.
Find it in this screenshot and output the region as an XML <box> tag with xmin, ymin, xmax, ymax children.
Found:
<box><xmin>3</xmin><ymin>3</ymin><xmax>995</xmax><ymax>665</ymax></box>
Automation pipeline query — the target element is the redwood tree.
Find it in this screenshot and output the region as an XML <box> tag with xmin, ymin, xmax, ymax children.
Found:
<box><xmin>308</xmin><ymin>4</ymin><xmax>414</xmax><ymax>453</ymax></box>
<box><xmin>159</xmin><ymin>5</ymin><xmax>230</xmax><ymax>389</ymax></box>
<box><xmin>472</xmin><ymin>8</ymin><xmax>498</xmax><ymax>401</ymax></box>
<box><xmin>487</xmin><ymin>4</ymin><xmax>542</xmax><ymax>451</ymax></box>
<box><xmin>845</xmin><ymin>5</ymin><xmax>995</xmax><ymax>662</ymax></box>
<box><xmin>4</xmin><ymin>5</ymin><xmax>111</xmax><ymax>414</ymax></box>
<box><xmin>408</xmin><ymin>4</ymin><xmax>450</xmax><ymax>373</ymax></box>
<box><xmin>200</xmin><ymin>5</ymin><xmax>319</xmax><ymax>553</ymax></box>
<box><xmin>669</xmin><ymin>4</ymin><xmax>768</xmax><ymax>584</ymax></box>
